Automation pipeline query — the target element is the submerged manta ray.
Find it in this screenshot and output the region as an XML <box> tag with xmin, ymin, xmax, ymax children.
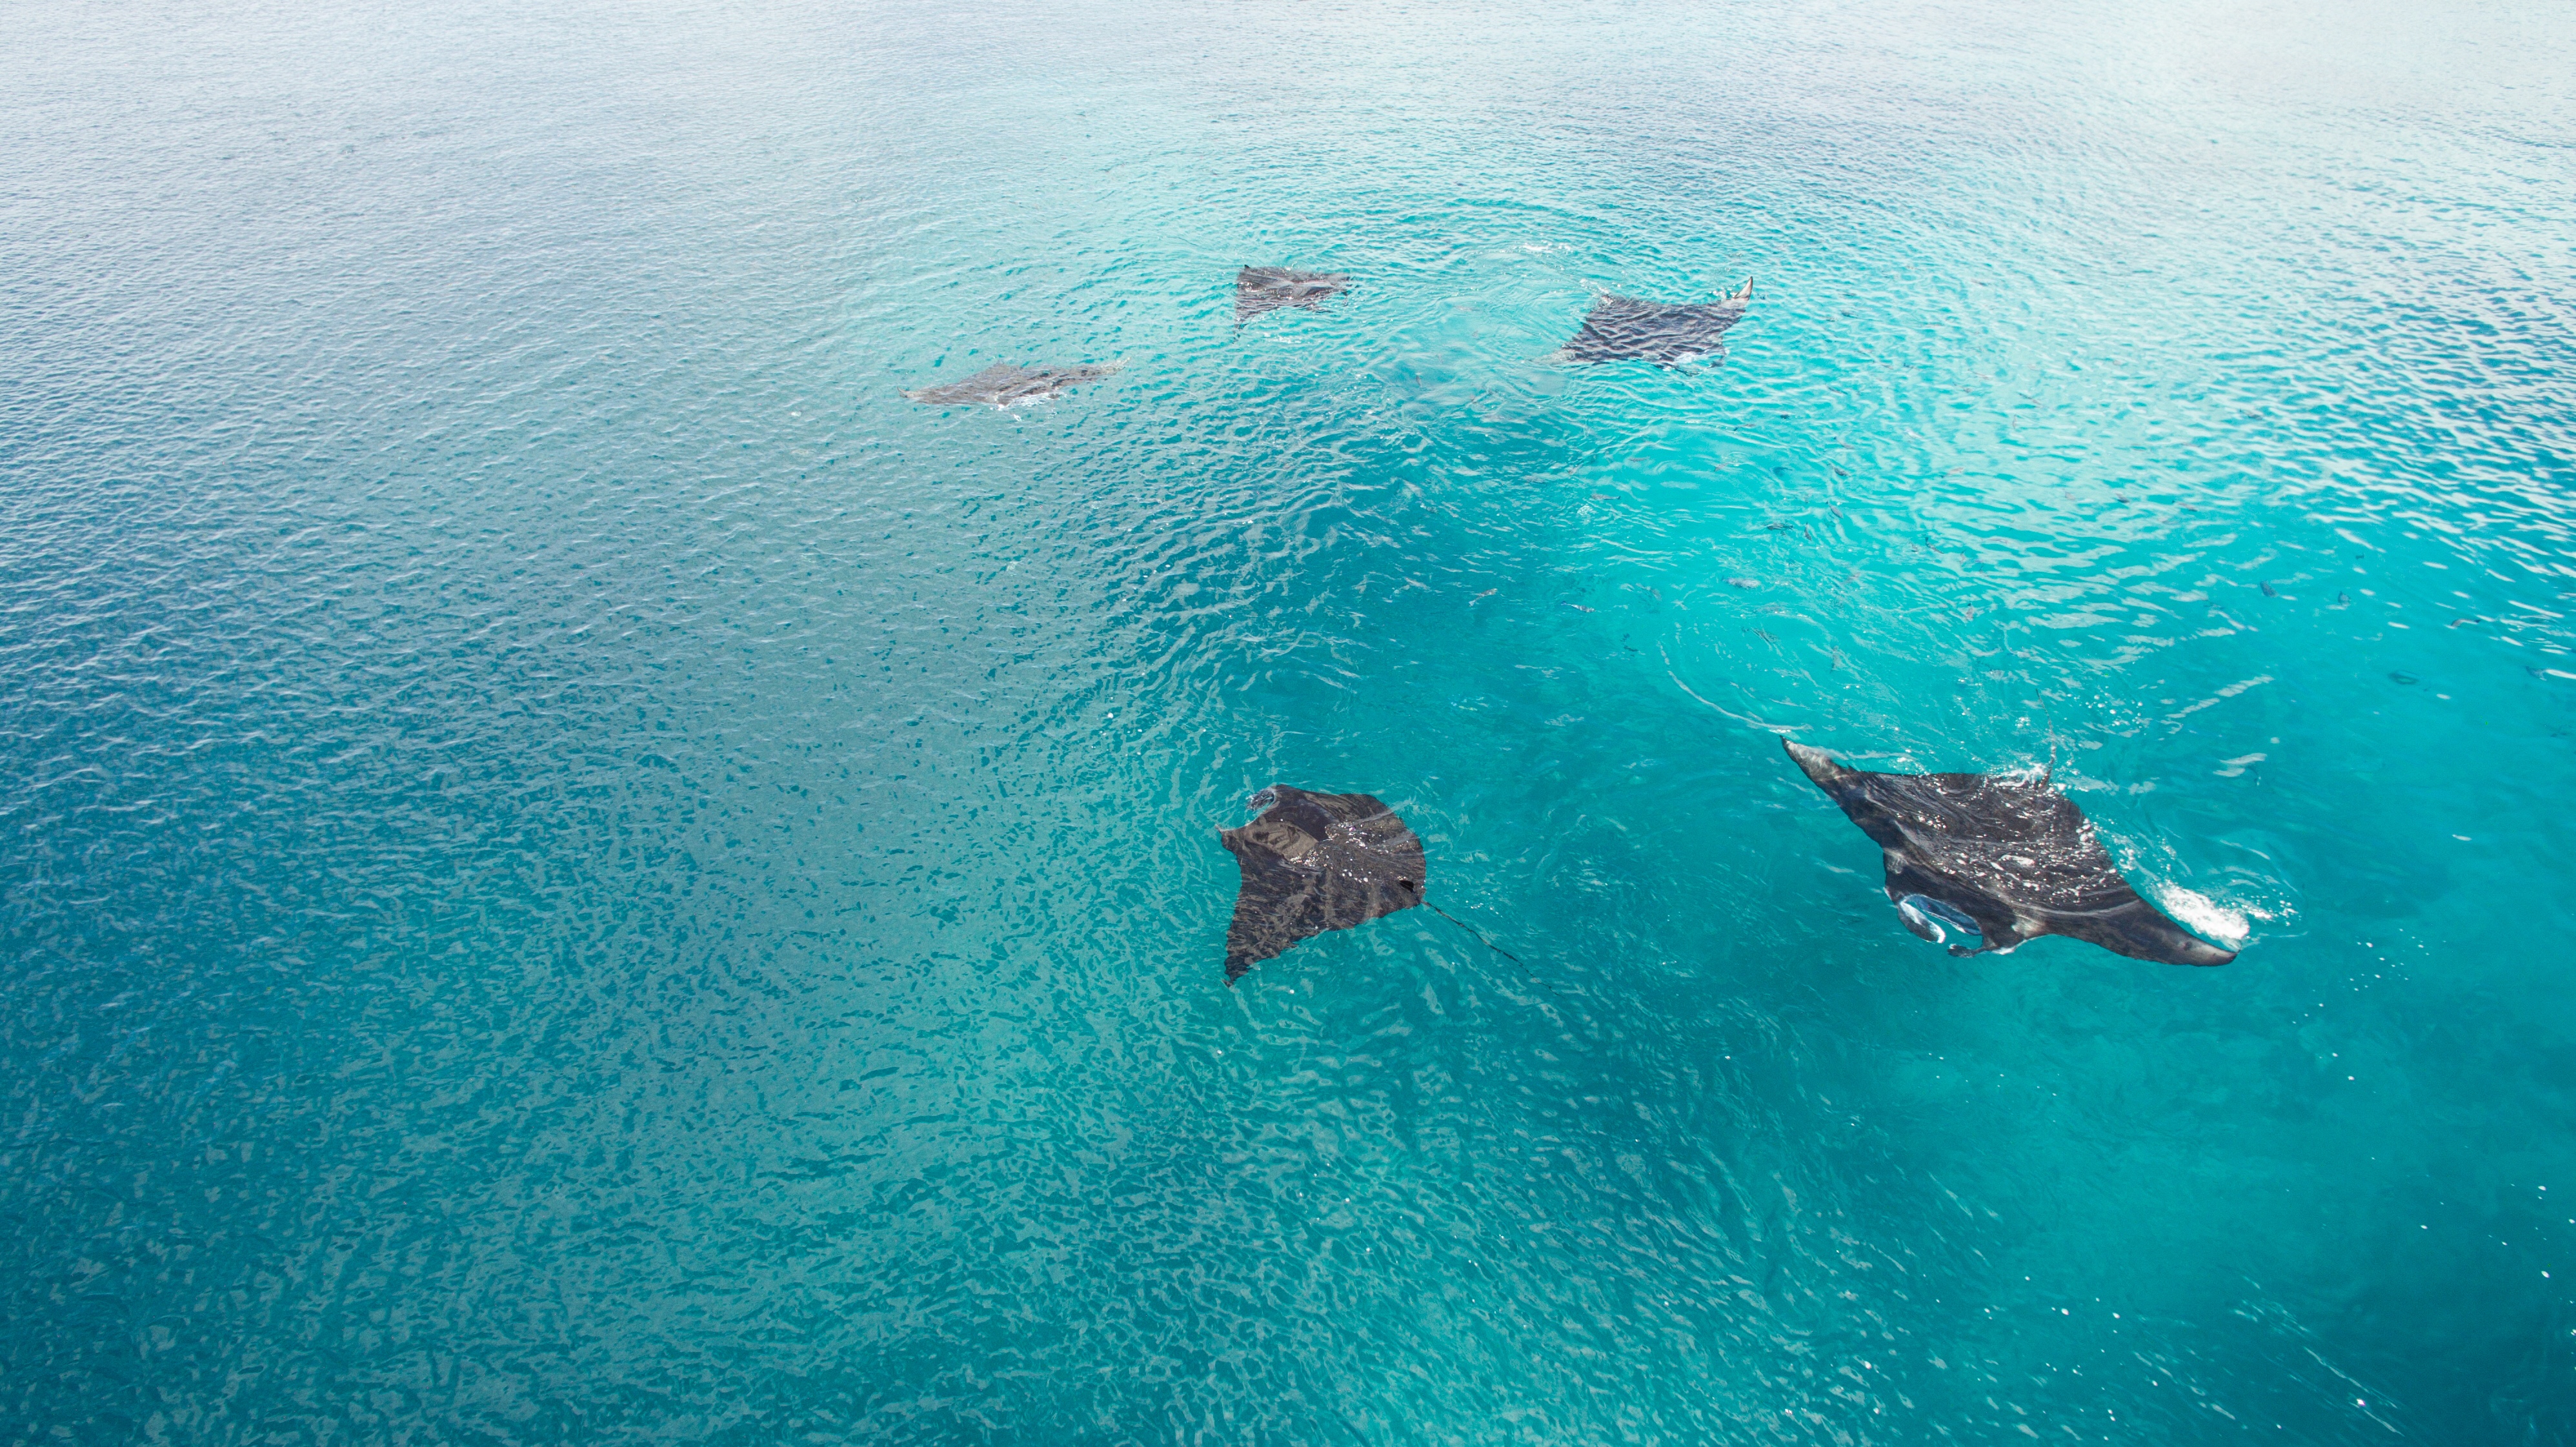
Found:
<box><xmin>1236</xmin><ymin>267</ymin><xmax>1347</xmax><ymax>324</ymax></box>
<box><xmin>1784</xmin><ymin>740</ymin><xmax>2237</xmax><ymax>966</ymax></box>
<box><xmin>903</xmin><ymin>361</ymin><xmax>1119</xmax><ymax>407</ymax></box>
<box><xmin>1549</xmin><ymin>279</ymin><xmax>1755</xmax><ymax>368</ymax></box>
<box><xmin>1219</xmin><ymin>786</ymin><xmax>1425</xmax><ymax>982</ymax></box>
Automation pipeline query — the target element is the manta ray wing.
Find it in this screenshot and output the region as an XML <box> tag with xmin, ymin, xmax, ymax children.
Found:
<box><xmin>1784</xmin><ymin>740</ymin><xmax>2235</xmax><ymax>966</ymax></box>
<box><xmin>1219</xmin><ymin>786</ymin><xmax>1426</xmax><ymax>982</ymax></box>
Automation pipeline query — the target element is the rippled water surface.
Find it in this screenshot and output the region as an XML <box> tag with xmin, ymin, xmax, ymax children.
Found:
<box><xmin>7</xmin><ymin>1</ymin><xmax>2576</xmax><ymax>1441</ymax></box>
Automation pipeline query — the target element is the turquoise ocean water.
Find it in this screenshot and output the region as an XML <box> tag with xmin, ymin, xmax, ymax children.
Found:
<box><xmin>6</xmin><ymin>0</ymin><xmax>2576</xmax><ymax>1441</ymax></box>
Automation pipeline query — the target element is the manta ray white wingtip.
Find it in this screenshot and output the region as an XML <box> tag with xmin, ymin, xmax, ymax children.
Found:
<box><xmin>1781</xmin><ymin>738</ymin><xmax>1849</xmax><ymax>785</ymax></box>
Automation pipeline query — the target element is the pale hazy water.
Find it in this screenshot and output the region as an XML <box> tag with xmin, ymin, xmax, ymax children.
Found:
<box><xmin>5</xmin><ymin>0</ymin><xmax>2576</xmax><ymax>1442</ymax></box>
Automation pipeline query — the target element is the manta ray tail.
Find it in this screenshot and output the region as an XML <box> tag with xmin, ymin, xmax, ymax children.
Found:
<box><xmin>1397</xmin><ymin>880</ymin><xmax>1524</xmax><ymax>964</ymax></box>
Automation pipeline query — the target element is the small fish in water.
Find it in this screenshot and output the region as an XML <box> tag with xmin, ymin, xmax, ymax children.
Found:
<box><xmin>2450</xmin><ymin>617</ymin><xmax>2476</xmax><ymax>628</ymax></box>
<box><xmin>1565</xmin><ymin>603</ymin><xmax>1596</xmax><ymax>613</ymax></box>
<box><xmin>1754</xmin><ymin>628</ymin><xmax>1777</xmax><ymax>643</ymax></box>
<box><xmin>1471</xmin><ymin>589</ymin><xmax>1500</xmax><ymax>604</ymax></box>
<box><xmin>2336</xmin><ymin>592</ymin><xmax>2350</xmax><ymax>606</ymax></box>
<box><xmin>1589</xmin><ymin>492</ymin><xmax>1612</xmax><ymax>501</ymax></box>
<box><xmin>2390</xmin><ymin>672</ymin><xmax>2419</xmax><ymax>685</ymax></box>
<box><xmin>2259</xmin><ymin>582</ymin><xmax>2278</xmax><ymax>598</ymax></box>
<box><xmin>1728</xmin><ymin>577</ymin><xmax>1762</xmax><ymax>589</ymax></box>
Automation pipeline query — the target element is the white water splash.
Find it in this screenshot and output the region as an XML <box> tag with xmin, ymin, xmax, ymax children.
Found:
<box><xmin>2156</xmin><ymin>885</ymin><xmax>2260</xmax><ymax>948</ymax></box>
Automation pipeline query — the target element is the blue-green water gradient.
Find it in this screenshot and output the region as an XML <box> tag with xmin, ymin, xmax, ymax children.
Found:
<box><xmin>6</xmin><ymin>0</ymin><xmax>2576</xmax><ymax>1441</ymax></box>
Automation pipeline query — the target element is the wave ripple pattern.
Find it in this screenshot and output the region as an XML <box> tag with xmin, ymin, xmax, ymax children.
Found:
<box><xmin>5</xmin><ymin>1</ymin><xmax>2575</xmax><ymax>1443</ymax></box>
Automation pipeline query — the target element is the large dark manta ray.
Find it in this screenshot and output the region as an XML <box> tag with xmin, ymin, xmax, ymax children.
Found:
<box><xmin>1235</xmin><ymin>267</ymin><xmax>1347</xmax><ymax>325</ymax></box>
<box><xmin>903</xmin><ymin>361</ymin><xmax>1119</xmax><ymax>407</ymax></box>
<box><xmin>1550</xmin><ymin>279</ymin><xmax>1755</xmax><ymax>369</ymax></box>
<box><xmin>1784</xmin><ymin>740</ymin><xmax>2237</xmax><ymax>966</ymax></box>
<box><xmin>1219</xmin><ymin>786</ymin><xmax>1426</xmax><ymax>982</ymax></box>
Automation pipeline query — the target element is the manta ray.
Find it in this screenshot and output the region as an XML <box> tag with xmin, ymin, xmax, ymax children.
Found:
<box><xmin>1236</xmin><ymin>267</ymin><xmax>1348</xmax><ymax>324</ymax></box>
<box><xmin>903</xmin><ymin>361</ymin><xmax>1119</xmax><ymax>407</ymax></box>
<box><xmin>1549</xmin><ymin>279</ymin><xmax>1755</xmax><ymax>369</ymax></box>
<box><xmin>1218</xmin><ymin>786</ymin><xmax>1425</xmax><ymax>982</ymax></box>
<box><xmin>1784</xmin><ymin>740</ymin><xmax>2236</xmax><ymax>966</ymax></box>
